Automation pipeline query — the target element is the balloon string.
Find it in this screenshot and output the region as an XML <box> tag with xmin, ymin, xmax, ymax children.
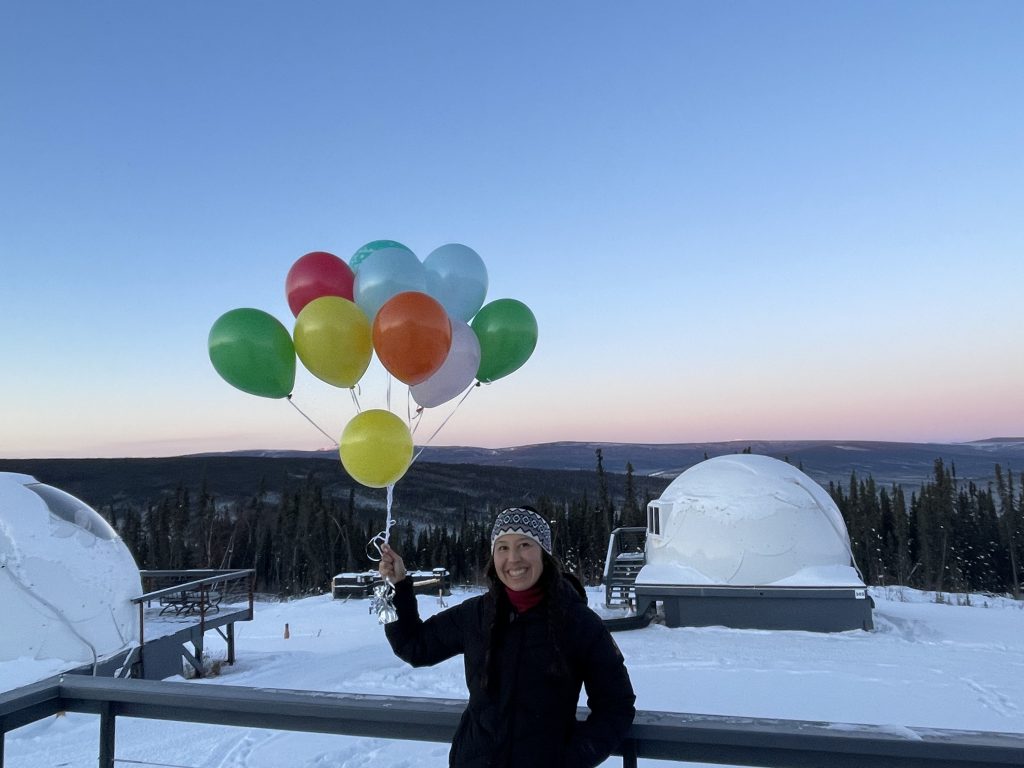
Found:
<box><xmin>411</xmin><ymin>383</ymin><xmax>478</xmax><ymax>464</ymax></box>
<box><xmin>384</xmin><ymin>484</ymin><xmax>395</xmax><ymax>543</ymax></box>
<box><xmin>409</xmin><ymin>390</ymin><xmax>424</xmax><ymax>436</ymax></box>
<box><xmin>286</xmin><ymin>395</ymin><xmax>339</xmax><ymax>447</ymax></box>
<box><xmin>365</xmin><ymin>483</ymin><xmax>397</xmax><ymax>562</ymax></box>
<box><xmin>364</xmin><ymin>381</ymin><xmax>476</xmax><ymax>562</ymax></box>
<box><xmin>349</xmin><ymin>386</ymin><xmax>362</xmax><ymax>414</ymax></box>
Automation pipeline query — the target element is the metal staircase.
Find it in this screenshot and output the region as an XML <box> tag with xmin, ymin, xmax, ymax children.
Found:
<box><xmin>603</xmin><ymin>526</ymin><xmax>648</xmax><ymax>608</ymax></box>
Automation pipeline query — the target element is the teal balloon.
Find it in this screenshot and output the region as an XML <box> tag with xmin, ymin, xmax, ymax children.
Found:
<box><xmin>350</xmin><ymin>240</ymin><xmax>413</xmax><ymax>273</ymax></box>
<box><xmin>471</xmin><ymin>299</ymin><xmax>538</xmax><ymax>383</ymax></box>
<box><xmin>353</xmin><ymin>246</ymin><xmax>426</xmax><ymax>322</ymax></box>
<box><xmin>208</xmin><ymin>308</ymin><xmax>296</xmax><ymax>398</ymax></box>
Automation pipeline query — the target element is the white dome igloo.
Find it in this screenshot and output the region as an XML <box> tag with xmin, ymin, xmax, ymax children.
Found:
<box><xmin>0</xmin><ymin>472</ymin><xmax>141</xmax><ymax>666</ymax></box>
<box><xmin>637</xmin><ymin>454</ymin><xmax>862</xmax><ymax>587</ymax></box>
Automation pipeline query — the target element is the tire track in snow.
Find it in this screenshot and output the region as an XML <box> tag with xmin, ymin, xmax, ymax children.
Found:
<box><xmin>961</xmin><ymin>677</ymin><xmax>1020</xmax><ymax>718</ymax></box>
<box><xmin>213</xmin><ymin>730</ymin><xmax>282</xmax><ymax>768</ymax></box>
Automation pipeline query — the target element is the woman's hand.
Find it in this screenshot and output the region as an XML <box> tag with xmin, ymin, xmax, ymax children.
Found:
<box><xmin>379</xmin><ymin>543</ymin><xmax>407</xmax><ymax>584</ymax></box>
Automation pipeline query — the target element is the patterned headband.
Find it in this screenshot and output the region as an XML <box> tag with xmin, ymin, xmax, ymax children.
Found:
<box><xmin>490</xmin><ymin>507</ymin><xmax>552</xmax><ymax>554</ymax></box>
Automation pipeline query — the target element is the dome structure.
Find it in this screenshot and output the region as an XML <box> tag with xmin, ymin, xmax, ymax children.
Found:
<box><xmin>0</xmin><ymin>472</ymin><xmax>141</xmax><ymax>666</ymax></box>
<box><xmin>637</xmin><ymin>454</ymin><xmax>862</xmax><ymax>587</ymax></box>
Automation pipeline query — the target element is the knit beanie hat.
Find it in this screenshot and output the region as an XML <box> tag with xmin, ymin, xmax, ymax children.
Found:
<box><xmin>490</xmin><ymin>507</ymin><xmax>552</xmax><ymax>554</ymax></box>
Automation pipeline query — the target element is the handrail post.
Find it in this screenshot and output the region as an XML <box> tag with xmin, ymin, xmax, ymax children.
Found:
<box><xmin>137</xmin><ymin>601</ymin><xmax>145</xmax><ymax>678</ymax></box>
<box><xmin>621</xmin><ymin>737</ymin><xmax>638</xmax><ymax>768</ymax></box>
<box><xmin>98</xmin><ymin>701</ymin><xmax>116</xmax><ymax>768</ymax></box>
<box><xmin>200</xmin><ymin>584</ymin><xmax>207</xmax><ymax>632</ymax></box>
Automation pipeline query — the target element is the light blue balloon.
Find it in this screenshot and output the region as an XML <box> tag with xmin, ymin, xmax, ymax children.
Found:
<box><xmin>423</xmin><ymin>243</ymin><xmax>489</xmax><ymax>323</ymax></box>
<box><xmin>350</xmin><ymin>240</ymin><xmax>413</xmax><ymax>273</ymax></box>
<box><xmin>353</xmin><ymin>247</ymin><xmax>426</xmax><ymax>322</ymax></box>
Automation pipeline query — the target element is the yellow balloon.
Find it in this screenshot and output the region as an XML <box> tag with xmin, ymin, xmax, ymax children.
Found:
<box><xmin>294</xmin><ymin>297</ymin><xmax>372</xmax><ymax>387</ymax></box>
<box><xmin>339</xmin><ymin>410</ymin><xmax>413</xmax><ymax>488</ymax></box>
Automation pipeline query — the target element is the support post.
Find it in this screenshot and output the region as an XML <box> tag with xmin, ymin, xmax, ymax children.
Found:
<box><xmin>620</xmin><ymin>738</ymin><xmax>638</xmax><ymax>768</ymax></box>
<box><xmin>98</xmin><ymin>702</ymin><xmax>116</xmax><ymax>768</ymax></box>
<box><xmin>199</xmin><ymin>584</ymin><xmax>208</xmax><ymax>635</ymax></box>
<box><xmin>227</xmin><ymin>621</ymin><xmax>236</xmax><ymax>665</ymax></box>
<box><xmin>248</xmin><ymin>571</ymin><xmax>255</xmax><ymax>619</ymax></box>
<box><xmin>137</xmin><ymin>601</ymin><xmax>145</xmax><ymax>678</ymax></box>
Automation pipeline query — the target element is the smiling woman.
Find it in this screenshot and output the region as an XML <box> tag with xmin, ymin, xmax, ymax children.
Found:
<box><xmin>491</xmin><ymin>506</ymin><xmax>550</xmax><ymax>592</ymax></box>
<box><xmin>378</xmin><ymin>506</ymin><xmax>636</xmax><ymax>768</ymax></box>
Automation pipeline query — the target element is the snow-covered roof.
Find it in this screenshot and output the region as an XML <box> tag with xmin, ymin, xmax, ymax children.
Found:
<box><xmin>639</xmin><ymin>454</ymin><xmax>861</xmax><ymax>587</ymax></box>
<box><xmin>0</xmin><ymin>472</ymin><xmax>141</xmax><ymax>666</ymax></box>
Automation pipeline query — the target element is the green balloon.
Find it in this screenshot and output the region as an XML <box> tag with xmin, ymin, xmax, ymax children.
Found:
<box><xmin>471</xmin><ymin>299</ymin><xmax>538</xmax><ymax>383</ymax></box>
<box><xmin>209</xmin><ymin>308</ymin><xmax>296</xmax><ymax>398</ymax></box>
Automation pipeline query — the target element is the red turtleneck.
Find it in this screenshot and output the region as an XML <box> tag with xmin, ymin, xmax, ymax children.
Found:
<box><xmin>505</xmin><ymin>584</ymin><xmax>544</xmax><ymax>614</ymax></box>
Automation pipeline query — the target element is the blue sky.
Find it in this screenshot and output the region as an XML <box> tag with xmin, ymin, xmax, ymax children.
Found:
<box><xmin>1</xmin><ymin>1</ymin><xmax>1022</xmax><ymax>458</ymax></box>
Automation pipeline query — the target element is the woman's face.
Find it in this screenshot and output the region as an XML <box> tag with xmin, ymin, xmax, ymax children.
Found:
<box><xmin>493</xmin><ymin>533</ymin><xmax>544</xmax><ymax>591</ymax></box>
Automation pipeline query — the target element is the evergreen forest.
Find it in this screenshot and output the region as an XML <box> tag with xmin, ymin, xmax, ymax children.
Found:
<box><xmin>100</xmin><ymin>451</ymin><xmax>1022</xmax><ymax>600</ymax></box>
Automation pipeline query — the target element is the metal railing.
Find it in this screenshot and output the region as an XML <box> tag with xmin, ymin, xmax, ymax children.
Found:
<box><xmin>133</xmin><ymin>570</ymin><xmax>254</xmax><ymax>677</ymax></box>
<box><xmin>3</xmin><ymin>676</ymin><xmax>1023</xmax><ymax>768</ymax></box>
<box><xmin>604</xmin><ymin>526</ymin><xmax>648</xmax><ymax>607</ymax></box>
<box><xmin>136</xmin><ymin>569</ymin><xmax>255</xmax><ymax>619</ymax></box>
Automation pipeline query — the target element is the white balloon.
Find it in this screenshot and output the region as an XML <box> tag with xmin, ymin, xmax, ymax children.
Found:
<box><xmin>423</xmin><ymin>243</ymin><xmax>488</xmax><ymax>323</ymax></box>
<box><xmin>411</xmin><ymin>320</ymin><xmax>481</xmax><ymax>408</ymax></box>
<box><xmin>353</xmin><ymin>247</ymin><xmax>426</xmax><ymax>322</ymax></box>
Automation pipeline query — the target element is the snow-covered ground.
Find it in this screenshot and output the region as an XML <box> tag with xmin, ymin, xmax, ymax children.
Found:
<box><xmin>3</xmin><ymin>585</ymin><xmax>1024</xmax><ymax>767</ymax></box>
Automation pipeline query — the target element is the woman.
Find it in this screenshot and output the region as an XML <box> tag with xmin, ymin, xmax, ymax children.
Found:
<box><xmin>379</xmin><ymin>506</ymin><xmax>636</xmax><ymax>768</ymax></box>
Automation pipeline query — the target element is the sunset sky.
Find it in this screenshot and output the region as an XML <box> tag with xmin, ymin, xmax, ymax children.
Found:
<box><xmin>2</xmin><ymin>1</ymin><xmax>1022</xmax><ymax>459</ymax></box>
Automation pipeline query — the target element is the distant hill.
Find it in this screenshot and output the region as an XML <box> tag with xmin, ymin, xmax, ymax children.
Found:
<box><xmin>3</xmin><ymin>439</ymin><xmax>1021</xmax><ymax>525</ymax></box>
<box><xmin>0</xmin><ymin>455</ymin><xmax>668</xmax><ymax>527</ymax></box>
<box><xmin>203</xmin><ymin>438</ymin><xmax>1024</xmax><ymax>489</ymax></box>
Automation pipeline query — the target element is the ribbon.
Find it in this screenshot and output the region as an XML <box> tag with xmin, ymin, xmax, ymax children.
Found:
<box><xmin>366</xmin><ymin>484</ymin><xmax>398</xmax><ymax>624</ymax></box>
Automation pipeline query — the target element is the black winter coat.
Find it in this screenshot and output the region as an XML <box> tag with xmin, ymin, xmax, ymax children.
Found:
<box><xmin>385</xmin><ymin>575</ymin><xmax>636</xmax><ymax>768</ymax></box>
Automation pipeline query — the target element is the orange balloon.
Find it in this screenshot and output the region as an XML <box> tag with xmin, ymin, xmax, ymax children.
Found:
<box><xmin>372</xmin><ymin>291</ymin><xmax>452</xmax><ymax>385</ymax></box>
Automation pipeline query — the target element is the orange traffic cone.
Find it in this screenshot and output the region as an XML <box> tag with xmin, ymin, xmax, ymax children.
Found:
<box><xmin>284</xmin><ymin>622</ymin><xmax>290</xmax><ymax>639</ymax></box>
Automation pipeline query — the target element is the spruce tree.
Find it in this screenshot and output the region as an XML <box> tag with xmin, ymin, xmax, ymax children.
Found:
<box><xmin>622</xmin><ymin>462</ymin><xmax>643</xmax><ymax>527</ymax></box>
<box><xmin>995</xmin><ymin>464</ymin><xmax>1021</xmax><ymax>597</ymax></box>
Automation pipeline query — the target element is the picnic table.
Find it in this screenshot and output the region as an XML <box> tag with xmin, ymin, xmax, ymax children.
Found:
<box><xmin>159</xmin><ymin>589</ymin><xmax>222</xmax><ymax>617</ymax></box>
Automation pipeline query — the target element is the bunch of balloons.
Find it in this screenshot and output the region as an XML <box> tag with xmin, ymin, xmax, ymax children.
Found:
<box><xmin>208</xmin><ymin>241</ymin><xmax>538</xmax><ymax>489</ymax></box>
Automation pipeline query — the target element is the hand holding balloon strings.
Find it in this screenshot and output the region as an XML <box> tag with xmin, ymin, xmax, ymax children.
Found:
<box><xmin>377</xmin><ymin>541</ymin><xmax>407</xmax><ymax>584</ymax></box>
<box><xmin>368</xmin><ymin>484</ymin><xmax>400</xmax><ymax>624</ymax></box>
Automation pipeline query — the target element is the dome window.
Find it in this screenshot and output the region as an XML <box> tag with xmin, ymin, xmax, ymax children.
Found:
<box><xmin>25</xmin><ymin>483</ymin><xmax>117</xmax><ymax>541</ymax></box>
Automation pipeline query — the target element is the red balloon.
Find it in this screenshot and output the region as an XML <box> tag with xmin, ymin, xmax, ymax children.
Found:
<box><xmin>285</xmin><ymin>251</ymin><xmax>355</xmax><ymax>317</ymax></box>
<box><xmin>372</xmin><ymin>292</ymin><xmax>452</xmax><ymax>385</ymax></box>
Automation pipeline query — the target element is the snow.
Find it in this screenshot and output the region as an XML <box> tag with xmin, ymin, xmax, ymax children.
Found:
<box><xmin>634</xmin><ymin>562</ymin><xmax>865</xmax><ymax>587</ymax></box>
<box><xmin>635</xmin><ymin>562</ymin><xmax>718</xmax><ymax>585</ymax></box>
<box><xmin>3</xmin><ymin>585</ymin><xmax>1024</xmax><ymax>768</ymax></box>
<box><xmin>764</xmin><ymin>564</ymin><xmax>865</xmax><ymax>587</ymax></box>
<box><xmin>0</xmin><ymin>473</ymin><xmax>140</xmax><ymax>667</ymax></box>
<box><xmin>1</xmin><ymin>466</ymin><xmax>1020</xmax><ymax>766</ymax></box>
<box><xmin>643</xmin><ymin>455</ymin><xmax>860</xmax><ymax>587</ymax></box>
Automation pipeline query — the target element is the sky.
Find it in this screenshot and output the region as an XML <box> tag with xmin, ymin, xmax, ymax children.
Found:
<box><xmin>4</xmin><ymin>586</ymin><xmax>1024</xmax><ymax>767</ymax></box>
<box><xmin>1</xmin><ymin>1</ymin><xmax>1022</xmax><ymax>459</ymax></box>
